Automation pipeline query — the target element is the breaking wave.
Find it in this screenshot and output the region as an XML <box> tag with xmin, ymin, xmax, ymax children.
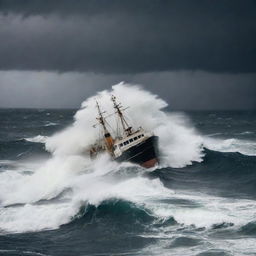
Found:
<box><xmin>45</xmin><ymin>83</ymin><xmax>204</xmax><ymax>168</ymax></box>
<box><xmin>204</xmin><ymin>137</ymin><xmax>256</xmax><ymax>156</ymax></box>
<box><xmin>24</xmin><ymin>135</ymin><xmax>48</xmax><ymax>144</ymax></box>
<box><xmin>0</xmin><ymin>81</ymin><xmax>256</xmax><ymax>256</ymax></box>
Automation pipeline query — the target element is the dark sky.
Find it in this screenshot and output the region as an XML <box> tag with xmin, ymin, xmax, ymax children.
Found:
<box><xmin>0</xmin><ymin>0</ymin><xmax>255</xmax><ymax>109</ymax></box>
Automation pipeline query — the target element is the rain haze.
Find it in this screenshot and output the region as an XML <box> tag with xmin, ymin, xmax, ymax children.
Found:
<box><xmin>0</xmin><ymin>0</ymin><xmax>255</xmax><ymax>109</ymax></box>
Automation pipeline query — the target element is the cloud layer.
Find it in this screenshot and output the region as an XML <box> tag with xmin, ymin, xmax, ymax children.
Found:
<box><xmin>0</xmin><ymin>0</ymin><xmax>255</xmax><ymax>73</ymax></box>
<box><xmin>0</xmin><ymin>70</ymin><xmax>255</xmax><ymax>109</ymax></box>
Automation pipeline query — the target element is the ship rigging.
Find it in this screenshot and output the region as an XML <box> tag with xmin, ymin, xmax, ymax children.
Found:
<box><xmin>89</xmin><ymin>96</ymin><xmax>159</xmax><ymax>168</ymax></box>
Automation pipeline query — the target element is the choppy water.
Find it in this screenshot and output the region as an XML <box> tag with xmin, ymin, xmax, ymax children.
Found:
<box><xmin>0</xmin><ymin>85</ymin><xmax>256</xmax><ymax>256</ymax></box>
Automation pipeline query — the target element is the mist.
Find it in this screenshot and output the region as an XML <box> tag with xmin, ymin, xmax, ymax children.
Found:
<box><xmin>0</xmin><ymin>71</ymin><xmax>255</xmax><ymax>110</ymax></box>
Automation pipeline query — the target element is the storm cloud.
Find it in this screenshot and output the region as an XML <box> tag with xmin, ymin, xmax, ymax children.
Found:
<box><xmin>0</xmin><ymin>0</ymin><xmax>255</xmax><ymax>73</ymax></box>
<box><xmin>0</xmin><ymin>0</ymin><xmax>255</xmax><ymax>109</ymax></box>
<box><xmin>0</xmin><ymin>70</ymin><xmax>255</xmax><ymax>110</ymax></box>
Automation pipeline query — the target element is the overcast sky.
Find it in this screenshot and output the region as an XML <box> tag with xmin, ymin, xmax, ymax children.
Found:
<box><xmin>0</xmin><ymin>0</ymin><xmax>255</xmax><ymax>109</ymax></box>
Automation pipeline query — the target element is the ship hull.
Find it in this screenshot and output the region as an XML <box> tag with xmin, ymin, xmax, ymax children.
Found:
<box><xmin>114</xmin><ymin>135</ymin><xmax>159</xmax><ymax>168</ymax></box>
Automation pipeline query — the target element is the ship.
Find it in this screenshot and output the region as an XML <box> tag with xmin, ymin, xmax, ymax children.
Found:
<box><xmin>89</xmin><ymin>95</ymin><xmax>159</xmax><ymax>168</ymax></box>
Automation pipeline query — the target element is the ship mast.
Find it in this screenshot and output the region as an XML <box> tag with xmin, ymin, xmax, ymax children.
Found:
<box><xmin>96</xmin><ymin>100</ymin><xmax>108</xmax><ymax>134</ymax></box>
<box><xmin>111</xmin><ymin>95</ymin><xmax>133</xmax><ymax>136</ymax></box>
<box><xmin>95</xmin><ymin>100</ymin><xmax>114</xmax><ymax>153</ymax></box>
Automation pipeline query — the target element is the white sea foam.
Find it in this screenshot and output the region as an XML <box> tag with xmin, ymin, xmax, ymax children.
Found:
<box><xmin>238</xmin><ymin>131</ymin><xmax>254</xmax><ymax>135</ymax></box>
<box><xmin>25</xmin><ymin>135</ymin><xmax>48</xmax><ymax>143</ymax></box>
<box><xmin>44</xmin><ymin>122</ymin><xmax>58</xmax><ymax>127</ymax></box>
<box><xmin>1</xmin><ymin>150</ymin><xmax>256</xmax><ymax>233</ymax></box>
<box><xmin>0</xmin><ymin>83</ymin><xmax>255</xmax><ymax>235</ymax></box>
<box><xmin>147</xmin><ymin>191</ymin><xmax>256</xmax><ymax>228</ymax></box>
<box><xmin>0</xmin><ymin>156</ymin><xmax>170</xmax><ymax>233</ymax></box>
<box><xmin>204</xmin><ymin>137</ymin><xmax>256</xmax><ymax>156</ymax></box>
<box><xmin>0</xmin><ymin>83</ymin><xmax>203</xmax><ymax>233</ymax></box>
<box><xmin>0</xmin><ymin>202</ymin><xmax>78</xmax><ymax>233</ymax></box>
<box><xmin>45</xmin><ymin>83</ymin><xmax>204</xmax><ymax>167</ymax></box>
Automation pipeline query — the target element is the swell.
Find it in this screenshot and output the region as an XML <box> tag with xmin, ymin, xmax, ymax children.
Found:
<box><xmin>239</xmin><ymin>221</ymin><xmax>256</xmax><ymax>236</ymax></box>
<box><xmin>12</xmin><ymin>196</ymin><xmax>251</xmax><ymax>237</ymax></box>
<box><xmin>0</xmin><ymin>201</ymin><xmax>159</xmax><ymax>256</ymax></box>
<box><xmin>62</xmin><ymin>199</ymin><xmax>178</xmax><ymax>233</ymax></box>
<box><xmin>204</xmin><ymin>137</ymin><xmax>256</xmax><ymax>156</ymax></box>
<box><xmin>152</xmin><ymin>148</ymin><xmax>256</xmax><ymax>198</ymax></box>
<box><xmin>66</xmin><ymin>199</ymin><xmax>156</xmax><ymax>229</ymax></box>
<box><xmin>0</xmin><ymin>139</ymin><xmax>49</xmax><ymax>159</ymax></box>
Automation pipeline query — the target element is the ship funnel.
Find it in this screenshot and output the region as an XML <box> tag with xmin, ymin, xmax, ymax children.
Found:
<box><xmin>104</xmin><ymin>132</ymin><xmax>114</xmax><ymax>152</ymax></box>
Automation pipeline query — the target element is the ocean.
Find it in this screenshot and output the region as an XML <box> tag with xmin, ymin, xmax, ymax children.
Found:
<box><xmin>0</xmin><ymin>85</ymin><xmax>256</xmax><ymax>256</ymax></box>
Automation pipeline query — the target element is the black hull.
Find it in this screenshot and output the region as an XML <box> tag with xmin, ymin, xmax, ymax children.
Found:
<box><xmin>114</xmin><ymin>135</ymin><xmax>159</xmax><ymax>168</ymax></box>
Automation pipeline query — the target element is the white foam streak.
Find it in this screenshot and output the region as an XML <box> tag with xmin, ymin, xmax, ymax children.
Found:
<box><xmin>25</xmin><ymin>135</ymin><xmax>48</xmax><ymax>143</ymax></box>
<box><xmin>1</xmin><ymin>155</ymin><xmax>88</xmax><ymax>206</ymax></box>
<box><xmin>204</xmin><ymin>137</ymin><xmax>256</xmax><ymax>156</ymax></box>
<box><xmin>143</xmin><ymin>191</ymin><xmax>256</xmax><ymax>234</ymax></box>
<box><xmin>0</xmin><ymin>202</ymin><xmax>78</xmax><ymax>233</ymax></box>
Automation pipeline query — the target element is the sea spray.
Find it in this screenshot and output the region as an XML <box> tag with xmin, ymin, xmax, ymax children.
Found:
<box><xmin>0</xmin><ymin>83</ymin><xmax>205</xmax><ymax>233</ymax></box>
<box><xmin>46</xmin><ymin>82</ymin><xmax>204</xmax><ymax>167</ymax></box>
<box><xmin>7</xmin><ymin>83</ymin><xmax>254</xmax><ymax>233</ymax></box>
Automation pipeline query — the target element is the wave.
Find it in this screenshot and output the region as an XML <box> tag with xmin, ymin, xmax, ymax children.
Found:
<box><xmin>45</xmin><ymin>83</ymin><xmax>204</xmax><ymax>168</ymax></box>
<box><xmin>24</xmin><ymin>135</ymin><xmax>48</xmax><ymax>144</ymax></box>
<box><xmin>44</xmin><ymin>122</ymin><xmax>59</xmax><ymax>127</ymax></box>
<box><xmin>0</xmin><ymin>139</ymin><xmax>48</xmax><ymax>160</ymax></box>
<box><xmin>1</xmin><ymin>157</ymin><xmax>256</xmax><ymax>235</ymax></box>
<box><xmin>239</xmin><ymin>221</ymin><xmax>256</xmax><ymax>236</ymax></box>
<box><xmin>237</xmin><ymin>131</ymin><xmax>254</xmax><ymax>136</ymax></box>
<box><xmin>204</xmin><ymin>137</ymin><xmax>256</xmax><ymax>156</ymax></box>
<box><xmin>0</xmin><ymin>250</ymin><xmax>48</xmax><ymax>256</ymax></box>
<box><xmin>67</xmin><ymin>199</ymin><xmax>155</xmax><ymax>229</ymax></box>
<box><xmin>55</xmin><ymin>191</ymin><xmax>256</xmax><ymax>236</ymax></box>
<box><xmin>0</xmin><ymin>152</ymin><xmax>171</xmax><ymax>233</ymax></box>
<box><xmin>153</xmin><ymin>148</ymin><xmax>256</xmax><ymax>198</ymax></box>
<box><xmin>167</xmin><ymin>236</ymin><xmax>201</xmax><ymax>248</ymax></box>
<box><xmin>1</xmin><ymin>84</ymin><xmax>255</xmax><ymax>238</ymax></box>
